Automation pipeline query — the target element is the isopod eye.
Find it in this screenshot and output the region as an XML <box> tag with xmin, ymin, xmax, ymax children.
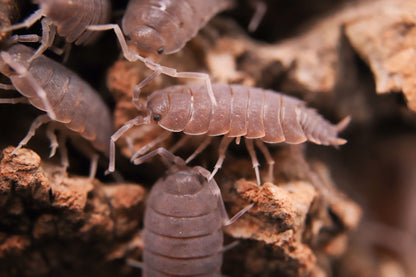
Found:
<box><xmin>157</xmin><ymin>47</ymin><xmax>164</xmax><ymax>55</ymax></box>
<box><xmin>153</xmin><ymin>114</ymin><xmax>161</xmax><ymax>121</ymax></box>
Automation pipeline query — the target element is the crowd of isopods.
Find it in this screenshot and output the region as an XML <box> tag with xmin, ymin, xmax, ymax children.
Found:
<box><xmin>0</xmin><ymin>0</ymin><xmax>350</xmax><ymax>276</ymax></box>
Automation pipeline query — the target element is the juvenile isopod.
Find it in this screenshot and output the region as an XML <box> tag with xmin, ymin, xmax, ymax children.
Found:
<box><xmin>108</xmin><ymin>83</ymin><xmax>350</xmax><ymax>184</ymax></box>
<box><xmin>0</xmin><ymin>43</ymin><xmax>113</xmax><ymax>178</ymax></box>
<box><xmin>2</xmin><ymin>0</ymin><xmax>111</xmax><ymax>61</ymax></box>
<box><xmin>126</xmin><ymin>148</ymin><xmax>252</xmax><ymax>276</ymax></box>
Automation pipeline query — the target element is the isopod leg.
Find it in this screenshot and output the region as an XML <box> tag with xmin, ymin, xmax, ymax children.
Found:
<box><xmin>255</xmin><ymin>140</ymin><xmax>275</xmax><ymax>183</ymax></box>
<box><xmin>8</xmin><ymin>34</ymin><xmax>41</xmax><ymax>43</ymax></box>
<box><xmin>125</xmin><ymin>136</ymin><xmax>135</xmax><ymax>156</ymax></box>
<box><xmin>11</xmin><ymin>114</ymin><xmax>51</xmax><ymax>155</ymax></box>
<box><xmin>208</xmin><ymin>136</ymin><xmax>233</xmax><ymax>181</ymax></box>
<box><xmin>86</xmin><ymin>24</ymin><xmax>217</xmax><ymax>106</ymax></box>
<box><xmin>58</xmin><ymin>133</ymin><xmax>69</xmax><ymax>179</ymax></box>
<box><xmin>126</xmin><ymin>258</ymin><xmax>144</xmax><ymax>269</ymax></box>
<box><xmin>29</xmin><ymin>18</ymin><xmax>57</xmax><ymax>63</ymax></box>
<box><xmin>248</xmin><ymin>0</ymin><xmax>267</xmax><ymax>32</ymax></box>
<box><xmin>1</xmin><ymin>9</ymin><xmax>43</xmax><ymax>32</ymax></box>
<box><xmin>194</xmin><ymin>165</ymin><xmax>229</xmax><ymax>219</ymax></box>
<box><xmin>185</xmin><ymin>136</ymin><xmax>213</xmax><ymax>164</ymax></box>
<box><xmin>0</xmin><ymin>97</ymin><xmax>28</xmax><ymax>104</ymax></box>
<box><xmin>130</xmin><ymin>132</ymin><xmax>171</xmax><ymax>162</ymax></box>
<box><xmin>0</xmin><ymin>83</ymin><xmax>16</xmax><ymax>90</ymax></box>
<box><xmin>224</xmin><ymin>203</ymin><xmax>254</xmax><ymax>226</ymax></box>
<box><xmin>245</xmin><ymin>139</ymin><xmax>261</xmax><ymax>185</ymax></box>
<box><xmin>222</xmin><ymin>241</ymin><xmax>240</xmax><ymax>252</ymax></box>
<box><xmin>169</xmin><ymin>135</ymin><xmax>191</xmax><ymax>153</ymax></box>
<box><xmin>86</xmin><ymin>24</ymin><xmax>135</xmax><ymax>61</ymax></box>
<box><xmin>132</xmin><ymin>70</ymin><xmax>161</xmax><ymax>111</ymax></box>
<box><xmin>0</xmin><ymin>52</ymin><xmax>57</xmax><ymax>120</ymax></box>
<box><xmin>143</xmin><ymin>59</ymin><xmax>217</xmax><ymax>106</ymax></box>
<box><xmin>132</xmin><ymin>147</ymin><xmax>186</xmax><ymax>167</ymax></box>
<box><xmin>196</xmin><ymin>165</ymin><xmax>254</xmax><ymax>226</ymax></box>
<box><xmin>107</xmin><ymin>116</ymin><xmax>150</xmax><ymax>174</ymax></box>
<box><xmin>45</xmin><ymin>124</ymin><xmax>58</xmax><ymax>158</ymax></box>
<box><xmin>88</xmin><ymin>153</ymin><xmax>99</xmax><ymax>181</ymax></box>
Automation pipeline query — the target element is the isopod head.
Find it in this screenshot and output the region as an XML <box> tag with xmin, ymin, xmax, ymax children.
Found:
<box><xmin>127</xmin><ymin>26</ymin><xmax>165</xmax><ymax>57</ymax></box>
<box><xmin>146</xmin><ymin>90</ymin><xmax>169</xmax><ymax>122</ymax></box>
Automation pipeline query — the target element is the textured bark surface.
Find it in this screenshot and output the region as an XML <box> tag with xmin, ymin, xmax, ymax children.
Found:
<box><xmin>0</xmin><ymin>147</ymin><xmax>146</xmax><ymax>277</ymax></box>
<box><xmin>1</xmin><ymin>0</ymin><xmax>416</xmax><ymax>276</ymax></box>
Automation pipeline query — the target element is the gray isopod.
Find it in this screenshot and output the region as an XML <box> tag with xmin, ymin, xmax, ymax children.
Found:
<box><xmin>121</xmin><ymin>0</ymin><xmax>234</xmax><ymax>57</ymax></box>
<box><xmin>0</xmin><ymin>44</ymin><xmax>113</xmax><ymax>177</ymax></box>
<box><xmin>109</xmin><ymin>83</ymin><xmax>349</xmax><ymax>184</ymax></box>
<box><xmin>87</xmin><ymin>0</ymin><xmax>237</xmax><ymax>106</ymax></box>
<box><xmin>2</xmin><ymin>0</ymin><xmax>111</xmax><ymax>60</ymax></box>
<box><xmin>127</xmin><ymin>148</ymin><xmax>252</xmax><ymax>276</ymax></box>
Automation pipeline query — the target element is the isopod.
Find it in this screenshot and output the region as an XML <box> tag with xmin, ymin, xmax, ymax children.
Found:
<box><xmin>126</xmin><ymin>148</ymin><xmax>252</xmax><ymax>276</ymax></box>
<box><xmin>121</xmin><ymin>0</ymin><xmax>233</xmax><ymax>57</ymax></box>
<box><xmin>87</xmin><ymin>0</ymin><xmax>238</xmax><ymax>106</ymax></box>
<box><xmin>109</xmin><ymin>83</ymin><xmax>350</xmax><ymax>184</ymax></box>
<box><xmin>2</xmin><ymin>0</ymin><xmax>111</xmax><ymax>61</ymax></box>
<box><xmin>0</xmin><ymin>43</ymin><xmax>113</xmax><ymax>177</ymax></box>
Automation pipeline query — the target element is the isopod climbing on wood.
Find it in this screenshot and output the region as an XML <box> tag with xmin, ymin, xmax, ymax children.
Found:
<box><xmin>0</xmin><ymin>43</ymin><xmax>113</xmax><ymax>178</ymax></box>
<box><xmin>108</xmin><ymin>83</ymin><xmax>350</xmax><ymax>185</ymax></box>
<box><xmin>2</xmin><ymin>0</ymin><xmax>111</xmax><ymax>61</ymax></box>
<box><xmin>126</xmin><ymin>148</ymin><xmax>252</xmax><ymax>276</ymax></box>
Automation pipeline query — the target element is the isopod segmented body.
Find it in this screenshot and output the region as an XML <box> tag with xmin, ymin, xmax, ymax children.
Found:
<box><xmin>143</xmin><ymin>168</ymin><xmax>224</xmax><ymax>276</ymax></box>
<box><xmin>110</xmin><ymin>83</ymin><xmax>349</xmax><ymax>184</ymax></box>
<box><xmin>138</xmin><ymin>148</ymin><xmax>251</xmax><ymax>277</ymax></box>
<box><xmin>2</xmin><ymin>0</ymin><xmax>111</xmax><ymax>60</ymax></box>
<box><xmin>122</xmin><ymin>0</ymin><xmax>233</xmax><ymax>57</ymax></box>
<box><xmin>0</xmin><ymin>43</ymin><xmax>113</xmax><ymax>156</ymax></box>
<box><xmin>146</xmin><ymin>83</ymin><xmax>347</xmax><ymax>145</ymax></box>
<box><xmin>36</xmin><ymin>0</ymin><xmax>111</xmax><ymax>45</ymax></box>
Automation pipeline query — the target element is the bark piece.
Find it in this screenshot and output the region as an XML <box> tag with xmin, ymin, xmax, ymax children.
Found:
<box><xmin>0</xmin><ymin>147</ymin><xmax>146</xmax><ymax>277</ymax></box>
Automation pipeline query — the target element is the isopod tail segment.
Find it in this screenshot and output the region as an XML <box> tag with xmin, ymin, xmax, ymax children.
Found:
<box><xmin>86</xmin><ymin>24</ymin><xmax>217</xmax><ymax>106</ymax></box>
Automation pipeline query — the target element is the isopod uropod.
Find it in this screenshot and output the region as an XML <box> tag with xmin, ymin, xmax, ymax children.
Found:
<box><xmin>2</xmin><ymin>0</ymin><xmax>111</xmax><ymax>61</ymax></box>
<box><xmin>127</xmin><ymin>148</ymin><xmax>252</xmax><ymax>276</ymax></box>
<box><xmin>0</xmin><ymin>44</ymin><xmax>113</xmax><ymax>177</ymax></box>
<box><xmin>109</xmin><ymin>83</ymin><xmax>350</xmax><ymax>184</ymax></box>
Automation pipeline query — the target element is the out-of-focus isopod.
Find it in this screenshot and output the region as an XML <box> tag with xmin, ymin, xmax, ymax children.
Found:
<box><xmin>0</xmin><ymin>44</ymin><xmax>113</xmax><ymax>178</ymax></box>
<box><xmin>2</xmin><ymin>0</ymin><xmax>111</xmax><ymax>61</ymax></box>
<box><xmin>126</xmin><ymin>147</ymin><xmax>252</xmax><ymax>276</ymax></box>
<box><xmin>108</xmin><ymin>83</ymin><xmax>350</xmax><ymax>184</ymax></box>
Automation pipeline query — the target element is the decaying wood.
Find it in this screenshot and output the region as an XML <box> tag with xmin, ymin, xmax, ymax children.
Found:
<box><xmin>0</xmin><ymin>147</ymin><xmax>146</xmax><ymax>276</ymax></box>
<box><xmin>201</xmin><ymin>0</ymin><xmax>416</xmax><ymax>112</ymax></box>
<box><xmin>0</xmin><ymin>145</ymin><xmax>361</xmax><ymax>277</ymax></box>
